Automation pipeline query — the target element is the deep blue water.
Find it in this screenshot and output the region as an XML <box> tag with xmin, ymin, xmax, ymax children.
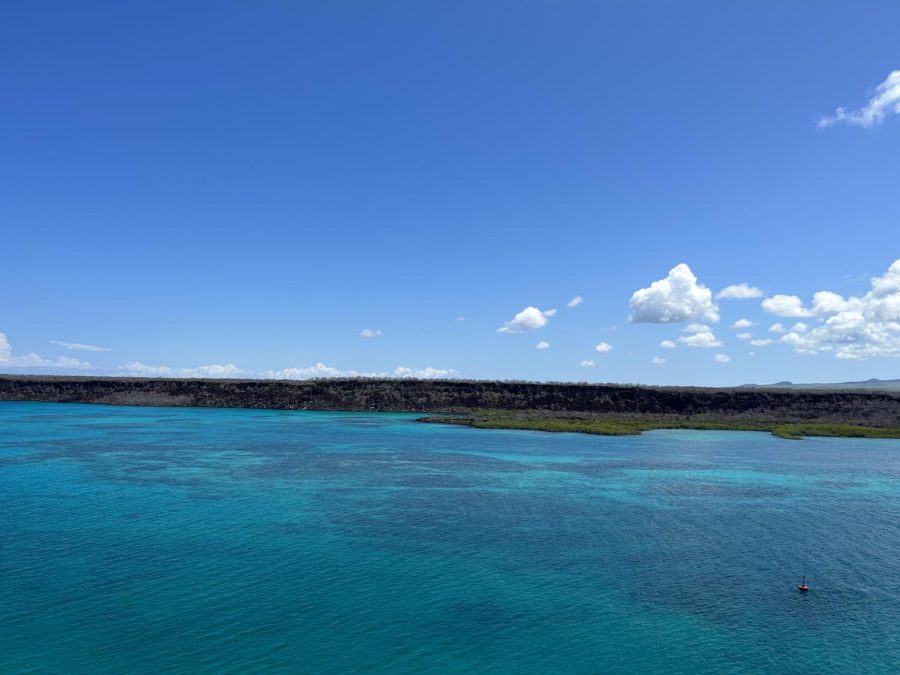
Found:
<box><xmin>2</xmin><ymin>402</ymin><xmax>899</xmax><ymax>673</ymax></box>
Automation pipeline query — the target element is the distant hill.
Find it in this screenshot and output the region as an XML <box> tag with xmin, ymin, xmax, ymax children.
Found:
<box><xmin>743</xmin><ymin>378</ymin><xmax>900</xmax><ymax>392</ymax></box>
<box><xmin>1</xmin><ymin>375</ymin><xmax>899</xmax><ymax>429</ymax></box>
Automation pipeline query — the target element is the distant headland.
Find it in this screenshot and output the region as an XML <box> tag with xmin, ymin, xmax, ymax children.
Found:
<box><xmin>2</xmin><ymin>375</ymin><xmax>900</xmax><ymax>440</ymax></box>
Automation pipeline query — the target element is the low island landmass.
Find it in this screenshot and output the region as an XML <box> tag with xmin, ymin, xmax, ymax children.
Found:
<box><xmin>2</xmin><ymin>375</ymin><xmax>900</xmax><ymax>440</ymax></box>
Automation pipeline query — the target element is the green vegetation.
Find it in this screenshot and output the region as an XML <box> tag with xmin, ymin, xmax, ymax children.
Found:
<box><xmin>438</xmin><ymin>412</ymin><xmax>900</xmax><ymax>441</ymax></box>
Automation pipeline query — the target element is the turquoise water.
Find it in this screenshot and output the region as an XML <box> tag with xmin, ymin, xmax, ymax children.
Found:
<box><xmin>2</xmin><ymin>402</ymin><xmax>899</xmax><ymax>673</ymax></box>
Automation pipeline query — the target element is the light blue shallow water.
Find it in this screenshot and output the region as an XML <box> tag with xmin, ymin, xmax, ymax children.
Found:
<box><xmin>2</xmin><ymin>402</ymin><xmax>899</xmax><ymax>673</ymax></box>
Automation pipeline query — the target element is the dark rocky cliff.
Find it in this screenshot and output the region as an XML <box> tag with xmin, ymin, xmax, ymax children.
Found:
<box><xmin>2</xmin><ymin>375</ymin><xmax>899</xmax><ymax>426</ymax></box>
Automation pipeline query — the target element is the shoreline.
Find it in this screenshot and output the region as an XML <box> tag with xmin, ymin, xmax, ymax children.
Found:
<box><xmin>2</xmin><ymin>375</ymin><xmax>899</xmax><ymax>440</ymax></box>
<box><xmin>419</xmin><ymin>413</ymin><xmax>900</xmax><ymax>440</ymax></box>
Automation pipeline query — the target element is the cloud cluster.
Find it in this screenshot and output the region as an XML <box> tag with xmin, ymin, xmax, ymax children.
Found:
<box><xmin>594</xmin><ymin>342</ymin><xmax>613</xmax><ymax>353</ymax></box>
<box><xmin>818</xmin><ymin>70</ymin><xmax>900</xmax><ymax>129</ymax></box>
<box><xmin>775</xmin><ymin>259</ymin><xmax>900</xmax><ymax>360</ymax></box>
<box><xmin>0</xmin><ymin>332</ymin><xmax>92</xmax><ymax>370</ymax></box>
<box><xmin>261</xmin><ymin>363</ymin><xmax>457</xmax><ymax>380</ymax></box>
<box><xmin>497</xmin><ymin>306</ymin><xmax>556</xmax><ymax>333</ymax></box>
<box><xmin>629</xmin><ymin>264</ymin><xmax>719</xmax><ymax>324</ymax></box>
<box><xmin>123</xmin><ymin>362</ymin><xmax>244</xmax><ymax>378</ymax></box>
<box><xmin>393</xmin><ymin>366</ymin><xmax>456</xmax><ymax>379</ymax></box>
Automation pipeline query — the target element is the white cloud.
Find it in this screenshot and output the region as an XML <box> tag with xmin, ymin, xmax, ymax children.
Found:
<box><xmin>750</xmin><ymin>339</ymin><xmax>774</xmax><ymax>347</ymax></box>
<box><xmin>736</xmin><ymin>332</ymin><xmax>752</xmax><ymax>340</ymax></box>
<box><xmin>714</xmin><ymin>354</ymin><xmax>731</xmax><ymax>363</ymax></box>
<box><xmin>716</xmin><ymin>284</ymin><xmax>763</xmax><ymax>300</ymax></box>
<box><xmin>56</xmin><ymin>356</ymin><xmax>93</xmax><ymax>368</ymax></box>
<box><xmin>651</xmin><ymin>356</ymin><xmax>666</xmax><ymax>365</ymax></box>
<box><xmin>263</xmin><ymin>363</ymin><xmax>456</xmax><ymax>380</ymax></box>
<box><xmin>629</xmin><ymin>263</ymin><xmax>719</xmax><ymax>324</ymax></box>
<box><xmin>392</xmin><ymin>366</ymin><xmax>457</xmax><ymax>379</ymax></box>
<box><xmin>360</xmin><ymin>328</ymin><xmax>382</xmax><ymax>338</ymax></box>
<box><xmin>455</xmin><ymin>316</ymin><xmax>466</xmax><ymax>322</ymax></box>
<box><xmin>761</xmin><ymin>294</ymin><xmax>814</xmax><ymax>317</ymax></box>
<box><xmin>567</xmin><ymin>296</ymin><xmax>584</xmax><ymax>308</ymax></box>
<box><xmin>775</xmin><ymin>259</ymin><xmax>900</xmax><ymax>359</ymax></box>
<box><xmin>660</xmin><ymin>340</ymin><xmax>676</xmax><ymax>349</ymax></box>
<box><xmin>580</xmin><ymin>360</ymin><xmax>595</xmax><ymax>367</ymax></box>
<box><xmin>732</xmin><ymin>318</ymin><xmax>755</xmax><ymax>329</ymax></box>
<box><xmin>535</xmin><ymin>341</ymin><xmax>550</xmax><ymax>350</ymax></box>
<box><xmin>594</xmin><ymin>341</ymin><xmax>613</xmax><ymax>353</ymax></box>
<box><xmin>50</xmin><ymin>340</ymin><xmax>110</xmax><ymax>352</ymax></box>
<box><xmin>497</xmin><ymin>306</ymin><xmax>555</xmax><ymax>333</ymax></box>
<box><xmin>818</xmin><ymin>70</ymin><xmax>900</xmax><ymax>129</ymax></box>
<box><xmin>122</xmin><ymin>361</ymin><xmax>244</xmax><ymax>378</ymax></box>
<box><xmin>680</xmin><ymin>332</ymin><xmax>723</xmax><ymax>348</ymax></box>
<box><xmin>678</xmin><ymin>323</ymin><xmax>722</xmax><ymax>348</ymax></box>
<box><xmin>769</xmin><ymin>323</ymin><xmax>786</xmax><ymax>333</ymax></box>
<box><xmin>263</xmin><ymin>363</ymin><xmax>371</xmax><ymax>379</ymax></box>
<box><xmin>810</xmin><ymin>291</ymin><xmax>851</xmax><ymax>315</ymax></box>
<box><xmin>0</xmin><ymin>332</ymin><xmax>92</xmax><ymax>370</ymax></box>
<box><xmin>790</xmin><ymin>322</ymin><xmax>809</xmax><ymax>333</ymax></box>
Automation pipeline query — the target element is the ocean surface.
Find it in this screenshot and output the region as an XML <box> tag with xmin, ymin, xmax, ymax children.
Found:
<box><xmin>2</xmin><ymin>402</ymin><xmax>899</xmax><ymax>673</ymax></box>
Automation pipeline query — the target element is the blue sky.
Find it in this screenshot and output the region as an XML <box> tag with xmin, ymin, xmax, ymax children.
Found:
<box><xmin>2</xmin><ymin>1</ymin><xmax>899</xmax><ymax>386</ymax></box>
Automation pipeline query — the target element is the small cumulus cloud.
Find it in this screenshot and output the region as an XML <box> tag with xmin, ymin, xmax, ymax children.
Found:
<box><xmin>567</xmin><ymin>296</ymin><xmax>584</xmax><ymax>308</ymax></box>
<box><xmin>732</xmin><ymin>318</ymin><xmax>755</xmax><ymax>329</ymax></box>
<box><xmin>580</xmin><ymin>360</ymin><xmax>595</xmax><ymax>367</ymax></box>
<box><xmin>497</xmin><ymin>306</ymin><xmax>555</xmax><ymax>333</ymax></box>
<box><xmin>50</xmin><ymin>340</ymin><xmax>110</xmax><ymax>352</ymax></box>
<box><xmin>651</xmin><ymin>356</ymin><xmax>666</xmax><ymax>365</ymax></box>
<box><xmin>761</xmin><ymin>294</ymin><xmax>815</xmax><ymax>318</ymax></box>
<box><xmin>750</xmin><ymin>339</ymin><xmax>774</xmax><ymax>347</ymax></box>
<box><xmin>713</xmin><ymin>354</ymin><xmax>731</xmax><ymax>363</ymax></box>
<box><xmin>678</xmin><ymin>323</ymin><xmax>723</xmax><ymax>348</ymax></box>
<box><xmin>594</xmin><ymin>342</ymin><xmax>613</xmax><ymax>353</ymax></box>
<box><xmin>817</xmin><ymin>70</ymin><xmax>900</xmax><ymax>129</ymax></box>
<box><xmin>660</xmin><ymin>340</ymin><xmax>676</xmax><ymax>349</ymax></box>
<box><xmin>769</xmin><ymin>323</ymin><xmax>786</xmax><ymax>333</ymax></box>
<box><xmin>360</xmin><ymin>328</ymin><xmax>382</xmax><ymax>338</ymax></box>
<box><xmin>736</xmin><ymin>333</ymin><xmax>752</xmax><ymax>340</ymax></box>
<box><xmin>629</xmin><ymin>263</ymin><xmax>719</xmax><ymax>324</ymax></box>
<box><xmin>535</xmin><ymin>341</ymin><xmax>550</xmax><ymax>350</ymax></box>
<box><xmin>716</xmin><ymin>284</ymin><xmax>763</xmax><ymax>300</ymax></box>
<box><xmin>455</xmin><ymin>316</ymin><xmax>466</xmax><ymax>322</ymax></box>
